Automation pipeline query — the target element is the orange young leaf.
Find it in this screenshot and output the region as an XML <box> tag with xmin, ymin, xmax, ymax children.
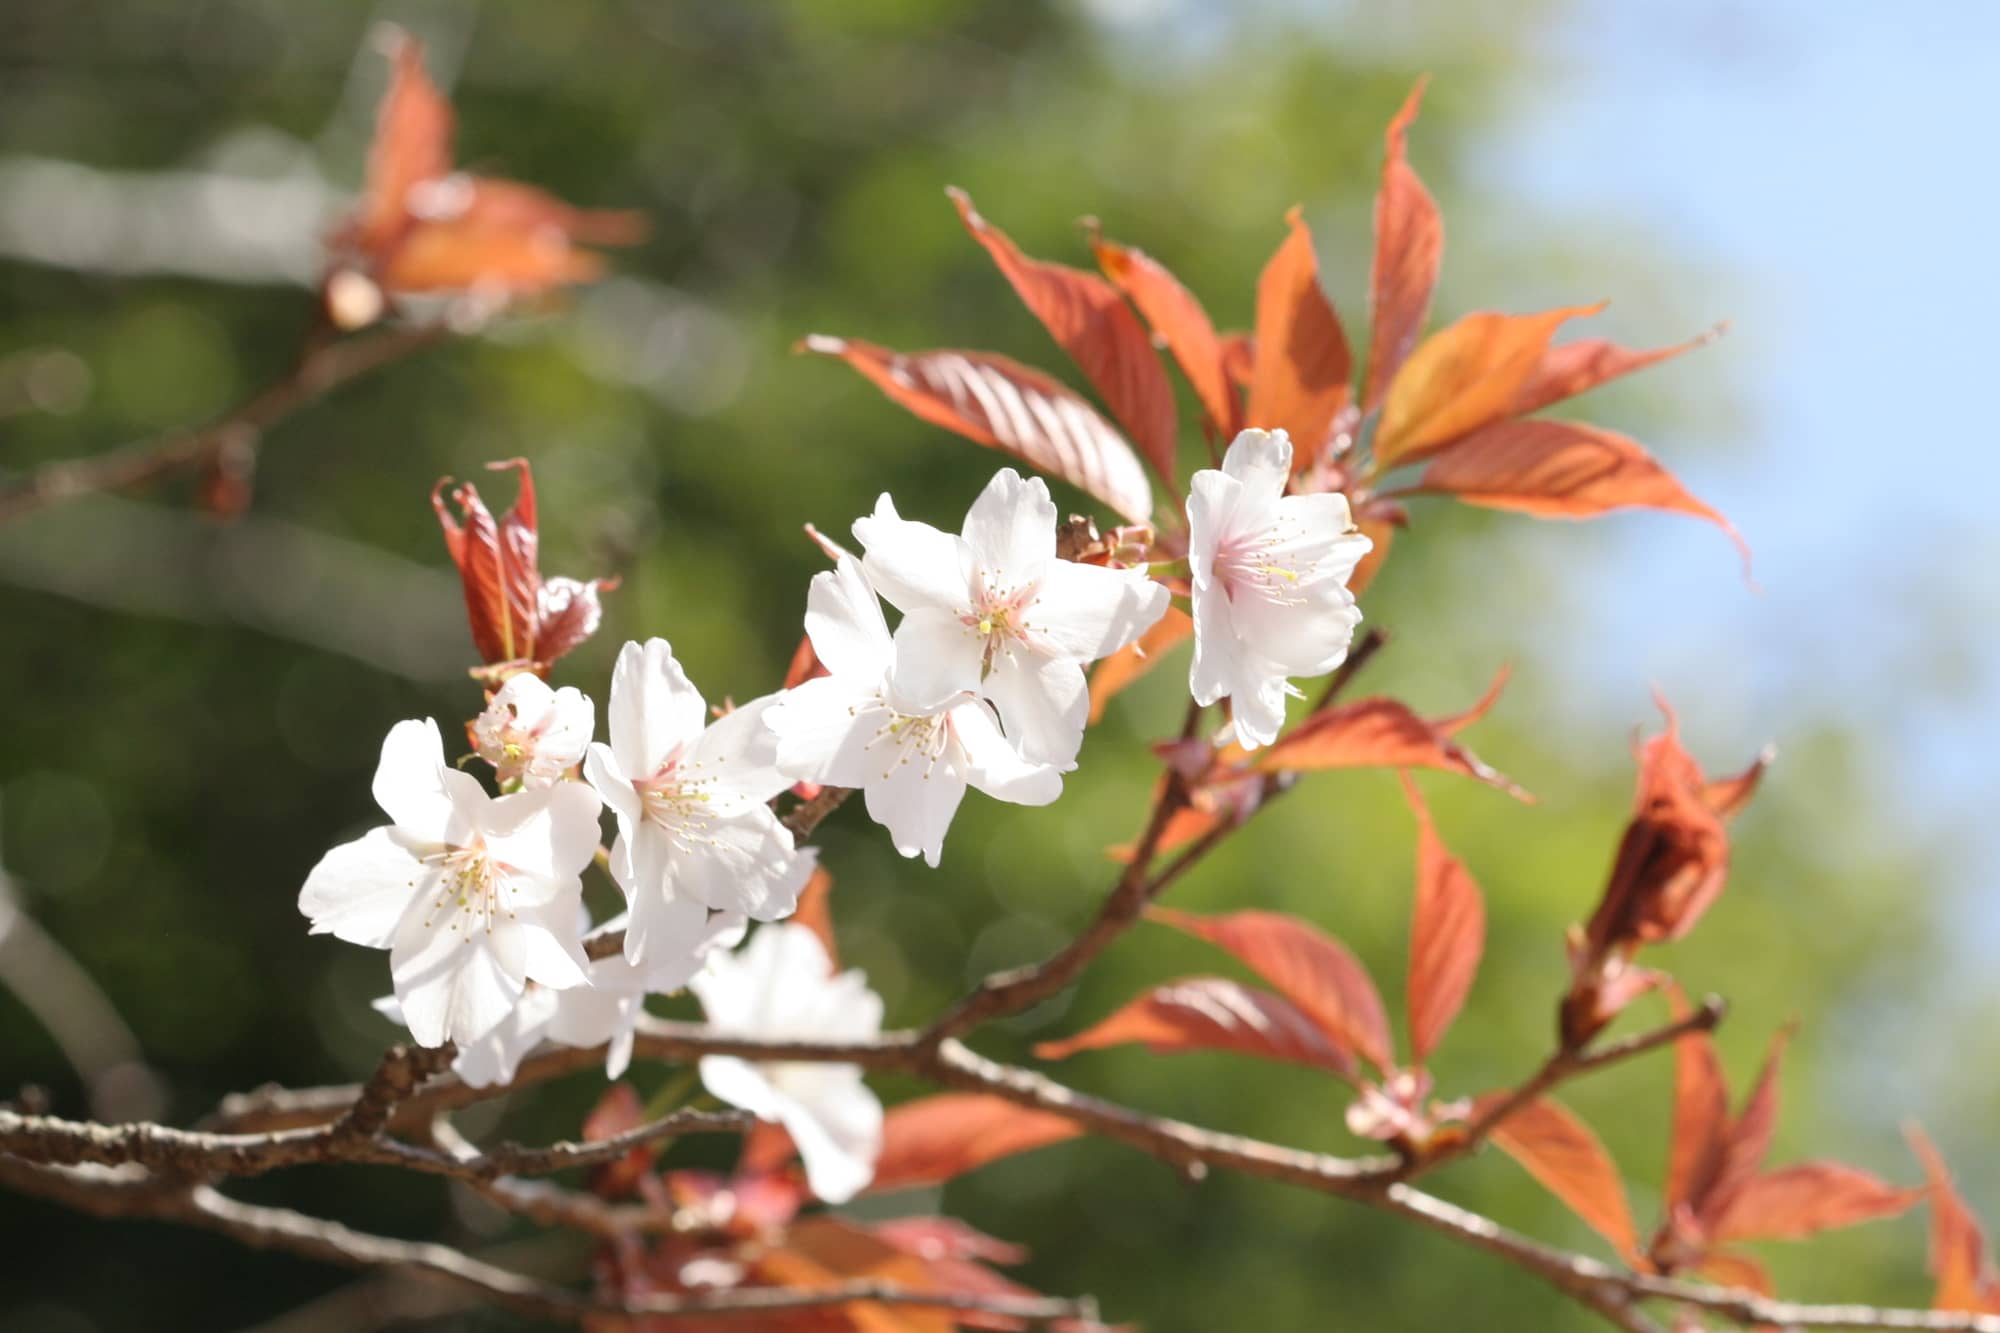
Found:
<box><xmin>947</xmin><ymin>190</ymin><xmax>1179</xmax><ymax>488</ymax></box>
<box><xmin>1907</xmin><ymin>1124</ymin><xmax>2000</xmax><ymax>1312</ymax></box>
<box><xmin>751</xmin><ymin>1216</ymin><xmax>957</xmax><ymax>1333</ymax></box>
<box><xmin>1246</xmin><ymin>207</ymin><xmax>1352</xmax><ymax>471</ymax></box>
<box><xmin>1087</xmin><ymin>604</ymin><xmax>1193</xmax><ymax>723</ymax></box>
<box><xmin>1149</xmin><ymin>907</ymin><xmax>1392</xmax><ymax>1072</ymax></box>
<box><xmin>1411</xmin><ymin>418</ymin><xmax>1749</xmax><ymax>569</ymax></box>
<box><xmin>1478</xmin><ymin>1093</ymin><xmax>1640</xmax><ymax>1262</ymax></box>
<box><xmin>1362</xmin><ymin>78</ymin><xmax>1443</xmax><ymax>412</ymax></box>
<box><xmin>1699</xmin><ymin>1025</ymin><xmax>1792</xmax><ymax>1230</ymax></box>
<box><xmin>1095</xmin><ymin>233</ymin><xmax>1238</xmax><ymax>437</ymax></box>
<box><xmin>1372</xmin><ymin>303</ymin><xmax>1601</xmax><ymax>471</ymax></box>
<box><xmin>1663</xmin><ymin>984</ymin><xmax>1730</xmax><ymax>1218</ymax></box>
<box><xmin>1702</xmin><ymin>746</ymin><xmax>1774</xmax><ymax>821</ymax></box>
<box><xmin>1693</xmin><ymin>1251</ymin><xmax>1775</xmax><ymax>1296</ymax></box>
<box><xmin>1033</xmin><ymin>975</ymin><xmax>1356</xmax><ymax>1075</ymax></box>
<box><xmin>1219</xmin><ymin>330</ymin><xmax>1255</xmax><ymax>394</ymax></box>
<box><xmin>350</xmin><ymin>31</ymin><xmax>454</xmax><ymax>256</ymax></box>
<box><xmin>1400</xmin><ymin>775</ymin><xmax>1485</xmax><ymax>1063</ymax></box>
<box><xmin>1510</xmin><ymin>323</ymin><xmax>1726</xmax><ymax>418</ymax></box>
<box><xmin>1710</xmin><ymin>1161</ymin><xmax>1922</xmax><ymax>1244</ymax></box>
<box><xmin>800</xmin><ymin>336</ymin><xmax>1153</xmax><ymax>524</ymax></box>
<box><xmin>1252</xmin><ymin>670</ymin><xmax>1528</xmax><ymax>801</ymax></box>
<box><xmin>868</xmin><ymin>1094</ymin><xmax>1082</xmax><ymax>1195</ymax></box>
<box><xmin>1348</xmin><ymin>506</ymin><xmax>1401</xmax><ymax>597</ymax></box>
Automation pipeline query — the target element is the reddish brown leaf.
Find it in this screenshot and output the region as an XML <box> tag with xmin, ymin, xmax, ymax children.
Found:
<box><xmin>1702</xmin><ymin>746</ymin><xmax>1773</xmax><ymax>821</ymax></box>
<box><xmin>1372</xmin><ymin>304</ymin><xmax>1601</xmax><ymax>471</ymax></box>
<box><xmin>1699</xmin><ymin>1025</ymin><xmax>1792</xmax><ymax>1230</ymax></box>
<box><xmin>1033</xmin><ymin>975</ymin><xmax>1355</xmax><ymax>1075</ymax></box>
<box><xmin>1149</xmin><ymin>907</ymin><xmax>1392</xmax><ymax>1072</ymax></box>
<box><xmin>1478</xmin><ymin>1093</ymin><xmax>1639</xmax><ymax>1261</ymax></box>
<box><xmin>873</xmin><ymin>1217</ymin><xmax>1029</xmax><ymax>1267</ymax></box>
<box><xmin>1095</xmin><ymin>234</ymin><xmax>1237</xmax><ymax>437</ymax></box>
<box><xmin>868</xmin><ymin>1094</ymin><xmax>1082</xmax><ymax>1195</ymax></box>
<box><xmin>1348</xmin><ymin>507</ymin><xmax>1399</xmax><ymax>596</ymax></box>
<box><xmin>793</xmin><ymin>863</ymin><xmax>837</xmax><ymax>968</ymax></box>
<box><xmin>1412</xmin><ymin>418</ymin><xmax>1749</xmax><ymax>568</ymax></box>
<box><xmin>1246</xmin><ymin>208</ymin><xmax>1352</xmax><ymax>471</ymax></box>
<box><xmin>379</xmin><ymin>211</ymin><xmax>608</xmax><ymax>294</ymax></box>
<box><xmin>1510</xmin><ymin>323</ymin><xmax>1726</xmax><ymax>418</ymax></box>
<box><xmin>736</xmin><ymin>1120</ymin><xmax>800</xmax><ymax>1179</ymax></box>
<box><xmin>752</xmin><ymin>1217</ymin><xmax>957</xmax><ymax>1333</ymax></box>
<box><xmin>800</xmin><ymin>336</ymin><xmax>1153</xmax><ymax>524</ymax></box>
<box><xmin>1087</xmin><ymin>605</ymin><xmax>1192</xmax><ymax>724</ymax></box>
<box><xmin>1219</xmin><ymin>331</ymin><xmax>1255</xmax><ymax>394</ymax></box>
<box><xmin>1907</xmin><ymin>1124</ymin><xmax>2000</xmax><ymax>1312</ymax></box>
<box><xmin>1711</xmin><ymin>1161</ymin><xmax>1921</xmax><ymax>1244</ymax></box>
<box><xmin>1252</xmin><ymin>672</ymin><xmax>1528</xmax><ymax>801</ymax></box>
<box><xmin>1400</xmin><ymin>775</ymin><xmax>1484</xmax><ymax>1063</ymax></box>
<box><xmin>950</xmin><ymin>190</ymin><xmax>1179</xmax><ymax>488</ymax></box>
<box><xmin>1663</xmin><ymin>984</ymin><xmax>1730</xmax><ymax>1219</ymax></box>
<box><xmin>349</xmin><ymin>31</ymin><xmax>454</xmax><ymax>256</ymax></box>
<box><xmin>1362</xmin><ymin>78</ymin><xmax>1443</xmax><ymax>412</ymax></box>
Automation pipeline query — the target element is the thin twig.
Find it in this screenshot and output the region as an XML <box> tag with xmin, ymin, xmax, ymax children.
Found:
<box><xmin>0</xmin><ymin>322</ymin><xmax>447</xmax><ymax>523</ymax></box>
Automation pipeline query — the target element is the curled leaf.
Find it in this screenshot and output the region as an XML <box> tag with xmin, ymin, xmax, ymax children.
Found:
<box><xmin>1253</xmin><ymin>669</ymin><xmax>1527</xmax><ymax>801</ymax></box>
<box><xmin>951</xmin><ymin>190</ymin><xmax>1179</xmax><ymax>488</ymax></box>
<box><xmin>1362</xmin><ymin>78</ymin><xmax>1443</xmax><ymax>412</ymax></box>
<box><xmin>1907</xmin><ymin>1124</ymin><xmax>2000</xmax><ymax>1312</ymax></box>
<box><xmin>1477</xmin><ymin>1093</ymin><xmax>1639</xmax><ymax>1262</ymax></box>
<box><xmin>1095</xmin><ymin>234</ymin><xmax>1237</xmax><ymax>437</ymax></box>
<box><xmin>1401</xmin><ymin>775</ymin><xmax>1485</xmax><ymax>1063</ymax></box>
<box><xmin>1150</xmin><ymin>907</ymin><xmax>1392</xmax><ymax>1072</ymax></box>
<box><xmin>1034</xmin><ymin>975</ymin><xmax>1355</xmax><ymax>1075</ymax></box>
<box><xmin>1510</xmin><ymin>323</ymin><xmax>1726</xmax><ymax>419</ymax></box>
<box><xmin>801</xmin><ymin>336</ymin><xmax>1153</xmax><ymax>524</ymax></box>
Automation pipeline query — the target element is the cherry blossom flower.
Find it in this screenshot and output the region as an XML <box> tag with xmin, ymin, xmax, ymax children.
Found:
<box><xmin>584</xmin><ymin>639</ymin><xmax>811</xmax><ymax>968</ymax></box>
<box><xmin>767</xmin><ymin>556</ymin><xmax>1061</xmax><ymax>867</ymax></box>
<box><xmin>690</xmin><ymin>923</ymin><xmax>884</xmax><ymax>1204</ymax></box>
<box><xmin>1188</xmin><ymin>429</ymin><xmax>1373</xmax><ymax>749</ymax></box>
<box><xmin>546</xmin><ymin>910</ymin><xmax>751</xmax><ymax>1079</ymax></box>
<box><xmin>299</xmin><ymin>718</ymin><xmax>599</xmax><ymax>1048</ymax></box>
<box><xmin>853</xmin><ymin>469</ymin><xmax>1169</xmax><ymax>767</ymax></box>
<box><xmin>471</xmin><ymin>673</ymin><xmax>594</xmax><ymax>790</ymax></box>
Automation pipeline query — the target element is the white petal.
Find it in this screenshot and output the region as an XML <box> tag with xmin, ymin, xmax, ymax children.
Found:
<box><xmin>1027</xmin><ymin>560</ymin><xmax>1171</xmax><ymax>663</ymax></box>
<box><xmin>854</xmin><ymin>493</ymin><xmax>973</xmax><ymax>613</ymax></box>
<box><xmin>952</xmin><ymin>701</ymin><xmax>1063</xmax><ymax>807</ymax></box>
<box><xmin>482</xmin><ymin>782</ymin><xmax>603</xmax><ymax>888</ymax></box>
<box><xmin>699</xmin><ymin>1054</ymin><xmax>787</xmax><ymax>1120</ymax></box>
<box><xmin>689</xmin><ymin>692</ymin><xmax>792</xmax><ymax>804</ymax></box>
<box><xmin>864</xmin><ymin>741</ymin><xmax>969</xmax><ymax>868</ymax></box>
<box><xmin>673</xmin><ymin>808</ymin><xmax>805</xmax><ymax>921</ymax></box>
<box><xmin>778</xmin><ymin>1075</ymin><xmax>882</xmax><ymax>1204</ymax></box>
<box><xmin>962</xmin><ymin>468</ymin><xmax>1055</xmax><ymax>586</ymax></box>
<box><xmin>371</xmin><ymin>719</ymin><xmax>455</xmax><ymax>841</ymax></box>
<box><xmin>1230</xmin><ymin>576</ymin><xmax>1363</xmax><ymax>679</ymax></box>
<box><xmin>299</xmin><ymin>827</ymin><xmax>423</xmax><ymax>949</ymax></box>
<box><xmin>584</xmin><ymin>742</ymin><xmax>642</xmax><ymax>828</ymax></box>
<box><xmin>390</xmin><ymin>917</ymin><xmax>525</xmax><ymax>1047</ymax></box>
<box><xmin>1227</xmin><ymin>665</ymin><xmax>1294</xmax><ymax>751</ymax></box>
<box><xmin>980</xmin><ymin>651</ymin><xmax>1087</xmax><ymax>770</ymax></box>
<box><xmin>515</xmin><ymin>897</ymin><xmax>592</xmax><ymax>990</ymax></box>
<box><xmin>532</xmin><ymin>685</ymin><xmax>598</xmax><ymax>783</ymax></box>
<box><xmin>1219</xmin><ymin>427</ymin><xmax>1293</xmax><ymax>503</ymax></box>
<box><xmin>609</xmin><ymin>639</ymin><xmax>706</xmax><ymax>779</ymax></box>
<box><xmin>621</xmin><ymin>875</ymin><xmax>712</xmax><ymax>970</ymax></box>
<box><xmin>1188</xmin><ymin>578</ymin><xmax>1240</xmax><ymax>708</ymax></box>
<box><xmin>769</xmin><ymin>676</ymin><xmax>890</xmax><ymax>788</ymax></box>
<box><xmin>886</xmin><ymin>605</ymin><xmax>985</xmax><ymax>712</ymax></box>
<box><xmin>1185</xmin><ymin>468</ymin><xmax>1241</xmax><ymax>591</ymax></box>
<box><xmin>803</xmin><ymin>557</ymin><xmax>895</xmax><ymax>681</ymax></box>
<box><xmin>452</xmin><ymin>985</ymin><xmax>560</xmax><ymax>1088</ymax></box>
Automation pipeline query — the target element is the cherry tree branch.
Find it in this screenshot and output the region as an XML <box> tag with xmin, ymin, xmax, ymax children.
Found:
<box><xmin>0</xmin><ymin>321</ymin><xmax>448</xmax><ymax>523</ymax></box>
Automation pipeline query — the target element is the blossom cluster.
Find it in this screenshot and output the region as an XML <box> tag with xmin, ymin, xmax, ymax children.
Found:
<box><xmin>299</xmin><ymin>433</ymin><xmax>1368</xmax><ymax>1201</ymax></box>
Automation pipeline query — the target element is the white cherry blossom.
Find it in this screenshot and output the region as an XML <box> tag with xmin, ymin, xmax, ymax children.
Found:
<box><xmin>853</xmin><ymin>469</ymin><xmax>1169</xmax><ymax>767</ymax></box>
<box><xmin>690</xmin><ymin>923</ymin><xmax>883</xmax><ymax>1204</ymax></box>
<box><xmin>471</xmin><ymin>673</ymin><xmax>594</xmax><ymax>789</ymax></box>
<box><xmin>767</xmin><ymin>556</ymin><xmax>1061</xmax><ymax>867</ymax></box>
<box><xmin>300</xmin><ymin>718</ymin><xmax>598</xmax><ymax>1048</ymax></box>
<box><xmin>584</xmin><ymin>639</ymin><xmax>810</xmax><ymax>969</ymax></box>
<box><xmin>1188</xmin><ymin>429</ymin><xmax>1373</xmax><ymax>749</ymax></box>
<box><xmin>546</xmin><ymin>910</ymin><xmax>751</xmax><ymax>1078</ymax></box>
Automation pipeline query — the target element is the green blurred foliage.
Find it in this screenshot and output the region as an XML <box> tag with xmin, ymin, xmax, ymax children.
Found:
<box><xmin>0</xmin><ymin>1</ymin><xmax>1951</xmax><ymax>1329</ymax></box>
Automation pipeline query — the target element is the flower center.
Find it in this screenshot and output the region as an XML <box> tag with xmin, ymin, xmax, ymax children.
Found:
<box><xmin>635</xmin><ymin>762</ymin><xmax>733</xmax><ymax>855</ymax></box>
<box><xmin>961</xmin><ymin>571</ymin><xmax>1041</xmax><ymax>674</ymax></box>
<box><xmin>420</xmin><ymin>840</ymin><xmax>516</xmax><ymax>935</ymax></box>
<box><xmin>1215</xmin><ymin>529</ymin><xmax>1312</xmax><ymax>607</ymax></box>
<box><xmin>861</xmin><ymin>697</ymin><xmax>953</xmax><ymax>782</ymax></box>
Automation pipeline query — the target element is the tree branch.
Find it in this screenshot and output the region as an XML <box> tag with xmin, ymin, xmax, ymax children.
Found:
<box><xmin>0</xmin><ymin>321</ymin><xmax>447</xmax><ymax>523</ymax></box>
